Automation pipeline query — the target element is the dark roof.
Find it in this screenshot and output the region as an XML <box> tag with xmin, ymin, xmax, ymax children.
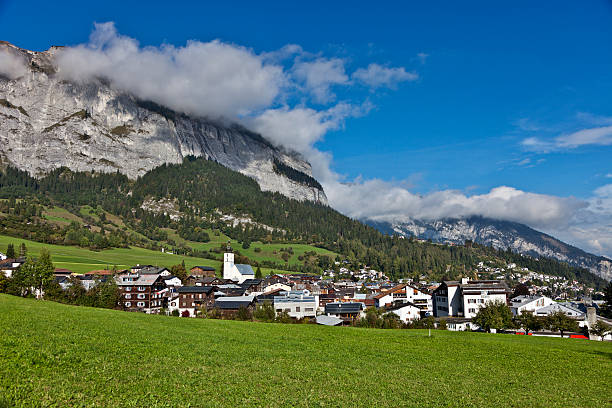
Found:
<box><xmin>177</xmin><ymin>286</ymin><xmax>215</xmax><ymax>294</ymax></box>
<box><xmin>214</xmin><ymin>296</ymin><xmax>255</xmax><ymax>309</ymax></box>
<box><xmin>325</xmin><ymin>302</ymin><xmax>365</xmax><ymax>314</ymax></box>
<box><xmin>241</xmin><ymin>279</ymin><xmax>262</xmax><ymax>287</ymax></box>
<box><xmin>385</xmin><ymin>301</ymin><xmax>418</xmax><ymax>312</ymax></box>
<box><xmin>191</xmin><ymin>266</ymin><xmax>216</xmax><ymax>271</ymax></box>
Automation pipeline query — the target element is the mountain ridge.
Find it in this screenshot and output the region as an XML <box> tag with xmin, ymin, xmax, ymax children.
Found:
<box><xmin>0</xmin><ymin>41</ymin><xmax>327</xmax><ymax>204</ymax></box>
<box><xmin>365</xmin><ymin>216</ymin><xmax>612</xmax><ymax>281</ymax></box>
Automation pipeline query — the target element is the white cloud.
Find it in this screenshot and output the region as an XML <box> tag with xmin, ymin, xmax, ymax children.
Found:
<box><xmin>0</xmin><ymin>46</ymin><xmax>28</xmax><ymax>79</ymax></box>
<box><xmin>522</xmin><ymin>125</ymin><xmax>612</xmax><ymax>152</ymax></box>
<box><xmin>416</xmin><ymin>52</ymin><xmax>429</xmax><ymax>64</ymax></box>
<box><xmin>324</xmin><ymin>177</ymin><xmax>612</xmax><ymax>258</ymax></box>
<box><xmin>606</xmin><ymin>173</ymin><xmax>612</xmax><ymax>178</ymax></box>
<box><xmin>325</xmin><ymin>181</ymin><xmax>585</xmax><ymax>230</ymax></box>
<box><xmin>292</xmin><ymin>58</ymin><xmax>349</xmax><ymax>103</ymax></box>
<box><xmin>352</xmin><ymin>63</ymin><xmax>418</xmax><ymax>89</ymax></box>
<box><xmin>56</xmin><ymin>22</ymin><xmax>286</xmax><ymax>119</ymax></box>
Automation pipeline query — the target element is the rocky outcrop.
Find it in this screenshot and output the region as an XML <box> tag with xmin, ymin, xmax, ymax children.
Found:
<box><xmin>0</xmin><ymin>42</ymin><xmax>327</xmax><ymax>204</ymax></box>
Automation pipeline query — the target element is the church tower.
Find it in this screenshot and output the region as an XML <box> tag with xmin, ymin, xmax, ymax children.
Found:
<box><xmin>223</xmin><ymin>242</ymin><xmax>235</xmax><ymax>280</ymax></box>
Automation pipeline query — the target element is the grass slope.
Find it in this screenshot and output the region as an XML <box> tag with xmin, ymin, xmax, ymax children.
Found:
<box><xmin>0</xmin><ymin>234</ymin><xmax>290</xmax><ymax>276</ymax></box>
<box><xmin>1</xmin><ymin>295</ymin><xmax>610</xmax><ymax>407</ymax></box>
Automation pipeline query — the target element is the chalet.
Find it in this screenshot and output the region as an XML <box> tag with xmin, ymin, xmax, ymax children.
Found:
<box><xmin>53</xmin><ymin>268</ymin><xmax>73</xmax><ymax>277</ymax></box>
<box><xmin>176</xmin><ymin>286</ymin><xmax>216</xmax><ymax>317</ymax></box>
<box><xmin>190</xmin><ymin>266</ymin><xmax>216</xmax><ymax>278</ymax></box>
<box><xmin>186</xmin><ymin>276</ymin><xmax>225</xmax><ymax>287</ymax></box>
<box><xmin>374</xmin><ymin>283</ymin><xmax>432</xmax><ymax>315</ymax></box>
<box><xmin>433</xmin><ymin>278</ymin><xmax>510</xmax><ymax>318</ymax></box>
<box><xmin>0</xmin><ymin>257</ymin><xmax>25</xmax><ymax>278</ymax></box>
<box><xmin>262</xmin><ymin>274</ymin><xmax>290</xmax><ymax>287</ymax></box>
<box><xmin>325</xmin><ymin>302</ymin><xmax>366</xmax><ymax>322</ymax></box>
<box><xmin>213</xmin><ymin>295</ymin><xmax>256</xmax><ymax>318</ymax></box>
<box><xmin>240</xmin><ymin>279</ymin><xmax>264</xmax><ymax>294</ymax></box>
<box><xmin>273</xmin><ymin>290</ymin><xmax>317</xmax><ymax>320</ymax></box>
<box><xmin>0</xmin><ymin>252</ymin><xmax>6</xmax><ymax>261</ymax></box>
<box><xmin>115</xmin><ymin>272</ymin><xmax>167</xmax><ymax>313</ymax></box>
<box><xmin>138</xmin><ymin>266</ymin><xmax>171</xmax><ymax>276</ymax></box>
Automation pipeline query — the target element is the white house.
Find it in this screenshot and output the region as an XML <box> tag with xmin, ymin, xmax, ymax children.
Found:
<box><xmin>273</xmin><ymin>290</ymin><xmax>318</xmax><ymax>319</ymax></box>
<box><xmin>223</xmin><ymin>252</ymin><xmax>254</xmax><ymax>284</ymax></box>
<box><xmin>509</xmin><ymin>295</ymin><xmax>555</xmax><ymax>316</ymax></box>
<box><xmin>0</xmin><ymin>252</ymin><xmax>6</xmax><ymax>261</ymax></box>
<box><xmin>433</xmin><ymin>278</ymin><xmax>510</xmax><ymax>318</ymax></box>
<box><xmin>374</xmin><ymin>284</ymin><xmax>432</xmax><ymax>315</ymax></box>
<box><xmin>164</xmin><ymin>276</ymin><xmax>183</xmax><ymax>289</ymax></box>
<box><xmin>387</xmin><ymin>302</ymin><xmax>422</xmax><ymax>323</ymax></box>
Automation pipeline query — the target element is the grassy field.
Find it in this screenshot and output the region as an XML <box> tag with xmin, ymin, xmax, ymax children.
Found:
<box><xmin>0</xmin><ymin>235</ymin><xmax>292</xmax><ymax>276</ymax></box>
<box><xmin>0</xmin><ymin>295</ymin><xmax>610</xmax><ymax>407</ymax></box>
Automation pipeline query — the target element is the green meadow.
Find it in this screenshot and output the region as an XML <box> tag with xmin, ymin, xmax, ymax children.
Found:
<box><xmin>0</xmin><ymin>295</ymin><xmax>610</xmax><ymax>407</ymax></box>
<box><xmin>0</xmin><ymin>234</ymin><xmax>292</xmax><ymax>276</ymax></box>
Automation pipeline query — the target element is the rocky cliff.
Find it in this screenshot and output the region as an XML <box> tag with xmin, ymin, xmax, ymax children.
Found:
<box><xmin>366</xmin><ymin>217</ymin><xmax>612</xmax><ymax>282</ymax></box>
<box><xmin>0</xmin><ymin>42</ymin><xmax>327</xmax><ymax>204</ymax></box>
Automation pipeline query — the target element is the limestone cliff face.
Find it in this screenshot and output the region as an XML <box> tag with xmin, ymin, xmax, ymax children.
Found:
<box><xmin>0</xmin><ymin>42</ymin><xmax>328</xmax><ymax>204</ymax></box>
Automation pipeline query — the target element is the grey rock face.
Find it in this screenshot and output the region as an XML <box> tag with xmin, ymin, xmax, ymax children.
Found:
<box><xmin>366</xmin><ymin>217</ymin><xmax>612</xmax><ymax>282</ymax></box>
<box><xmin>0</xmin><ymin>42</ymin><xmax>327</xmax><ymax>204</ymax></box>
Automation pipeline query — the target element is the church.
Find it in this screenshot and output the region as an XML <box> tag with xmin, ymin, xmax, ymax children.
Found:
<box><xmin>223</xmin><ymin>249</ymin><xmax>255</xmax><ymax>284</ymax></box>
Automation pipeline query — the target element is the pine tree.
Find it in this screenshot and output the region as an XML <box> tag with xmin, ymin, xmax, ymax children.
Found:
<box><xmin>19</xmin><ymin>243</ymin><xmax>27</xmax><ymax>257</ymax></box>
<box><xmin>6</xmin><ymin>243</ymin><xmax>15</xmax><ymax>259</ymax></box>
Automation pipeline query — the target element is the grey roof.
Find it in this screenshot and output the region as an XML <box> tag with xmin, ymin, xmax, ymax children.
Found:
<box><xmin>241</xmin><ymin>279</ymin><xmax>262</xmax><ymax>286</ymax></box>
<box><xmin>510</xmin><ymin>295</ymin><xmax>545</xmax><ymax>307</ymax></box>
<box><xmin>316</xmin><ymin>315</ymin><xmax>344</xmax><ymax>326</ymax></box>
<box><xmin>115</xmin><ymin>273</ymin><xmax>163</xmax><ymax>286</ymax></box>
<box><xmin>139</xmin><ymin>267</ymin><xmax>169</xmax><ymax>275</ymax></box>
<box><xmin>214</xmin><ymin>295</ymin><xmax>255</xmax><ymax>309</ymax></box>
<box><xmin>235</xmin><ymin>264</ymin><xmax>255</xmax><ymax>276</ymax></box>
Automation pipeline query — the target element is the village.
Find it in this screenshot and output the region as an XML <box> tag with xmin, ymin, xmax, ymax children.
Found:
<box><xmin>1</xmin><ymin>245</ymin><xmax>610</xmax><ymax>340</ymax></box>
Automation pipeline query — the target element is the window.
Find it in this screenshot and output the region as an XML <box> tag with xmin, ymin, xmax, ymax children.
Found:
<box><xmin>125</xmin><ymin>294</ymin><xmax>131</xmax><ymax>299</ymax></box>
<box><xmin>125</xmin><ymin>302</ymin><xmax>131</xmax><ymax>307</ymax></box>
<box><xmin>295</xmin><ymin>307</ymin><xmax>301</xmax><ymax>312</ymax></box>
<box><xmin>305</xmin><ymin>308</ymin><xmax>314</xmax><ymax>312</ymax></box>
<box><xmin>468</xmin><ymin>299</ymin><xmax>476</xmax><ymax>303</ymax></box>
<box><xmin>137</xmin><ymin>302</ymin><xmax>145</xmax><ymax>307</ymax></box>
<box><xmin>137</xmin><ymin>294</ymin><xmax>145</xmax><ymax>299</ymax></box>
<box><xmin>469</xmin><ymin>308</ymin><xmax>476</xmax><ymax>313</ymax></box>
<box><xmin>137</xmin><ymin>286</ymin><xmax>145</xmax><ymax>291</ymax></box>
<box><xmin>478</xmin><ymin>299</ymin><xmax>484</xmax><ymax>303</ymax></box>
<box><xmin>125</xmin><ymin>287</ymin><xmax>132</xmax><ymax>292</ymax></box>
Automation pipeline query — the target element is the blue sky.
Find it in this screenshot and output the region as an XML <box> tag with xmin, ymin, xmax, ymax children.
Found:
<box><xmin>1</xmin><ymin>1</ymin><xmax>612</xmax><ymax>255</ymax></box>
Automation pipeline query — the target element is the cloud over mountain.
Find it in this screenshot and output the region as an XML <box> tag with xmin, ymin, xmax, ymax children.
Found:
<box><xmin>51</xmin><ymin>22</ymin><xmax>612</xmax><ymax>258</ymax></box>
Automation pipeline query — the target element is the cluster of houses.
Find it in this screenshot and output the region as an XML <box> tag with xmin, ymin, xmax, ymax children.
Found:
<box><xmin>476</xmin><ymin>261</ymin><xmax>598</xmax><ymax>299</ymax></box>
<box><xmin>1</xmin><ymin>249</ymin><xmax>610</xmax><ymax>339</ymax></box>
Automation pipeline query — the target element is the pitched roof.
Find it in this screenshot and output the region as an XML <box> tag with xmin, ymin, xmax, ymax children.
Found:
<box><xmin>115</xmin><ymin>273</ymin><xmax>164</xmax><ymax>286</ymax></box>
<box><xmin>373</xmin><ymin>284</ymin><xmax>408</xmax><ymax>299</ymax></box>
<box><xmin>214</xmin><ymin>295</ymin><xmax>255</xmax><ymax>309</ymax></box>
<box><xmin>235</xmin><ymin>264</ymin><xmax>254</xmax><ymax>276</ymax></box>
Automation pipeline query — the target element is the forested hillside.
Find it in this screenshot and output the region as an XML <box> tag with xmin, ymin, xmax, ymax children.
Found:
<box><xmin>0</xmin><ymin>157</ymin><xmax>607</xmax><ymax>289</ymax></box>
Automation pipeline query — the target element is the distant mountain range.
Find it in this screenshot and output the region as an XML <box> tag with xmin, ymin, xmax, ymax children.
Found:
<box><xmin>366</xmin><ymin>217</ymin><xmax>612</xmax><ymax>282</ymax></box>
